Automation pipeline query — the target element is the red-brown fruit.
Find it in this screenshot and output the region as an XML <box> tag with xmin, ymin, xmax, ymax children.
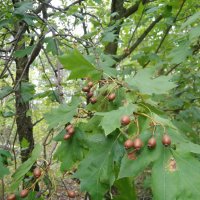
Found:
<box><xmin>162</xmin><ymin>134</ymin><xmax>171</xmax><ymax>147</ymax></box>
<box><xmin>124</xmin><ymin>139</ymin><xmax>135</xmax><ymax>149</ymax></box>
<box><xmin>90</xmin><ymin>97</ymin><xmax>97</xmax><ymax>104</ymax></box>
<box><xmin>20</xmin><ymin>189</ymin><xmax>29</xmax><ymax>198</ymax></box>
<box><xmin>82</xmin><ymin>86</ymin><xmax>90</xmax><ymax>92</ymax></box>
<box><xmin>68</xmin><ymin>127</ymin><xmax>75</xmax><ymax>136</ymax></box>
<box><xmin>66</xmin><ymin>124</ymin><xmax>73</xmax><ymax>131</ymax></box>
<box><xmin>108</xmin><ymin>93</ymin><xmax>116</xmax><ymax>101</ymax></box>
<box><xmin>64</xmin><ymin>134</ymin><xmax>71</xmax><ymax>140</ymax></box>
<box><xmin>133</xmin><ymin>138</ymin><xmax>143</xmax><ymax>150</ymax></box>
<box><xmin>33</xmin><ymin>167</ymin><xmax>41</xmax><ymax>178</ymax></box>
<box><xmin>7</xmin><ymin>194</ymin><xmax>16</xmax><ymax>200</ymax></box>
<box><xmin>121</xmin><ymin>115</ymin><xmax>131</xmax><ymax>126</ymax></box>
<box><xmin>127</xmin><ymin>151</ymin><xmax>136</xmax><ymax>160</ymax></box>
<box><xmin>67</xmin><ymin>190</ymin><xmax>76</xmax><ymax>198</ymax></box>
<box><xmin>87</xmin><ymin>91</ymin><xmax>93</xmax><ymax>98</ymax></box>
<box><xmin>87</xmin><ymin>81</ymin><xmax>94</xmax><ymax>88</ymax></box>
<box><xmin>148</xmin><ymin>137</ymin><xmax>157</xmax><ymax>149</ymax></box>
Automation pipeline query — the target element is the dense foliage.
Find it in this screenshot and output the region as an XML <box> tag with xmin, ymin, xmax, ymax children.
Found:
<box><xmin>0</xmin><ymin>0</ymin><xmax>200</xmax><ymax>199</ymax></box>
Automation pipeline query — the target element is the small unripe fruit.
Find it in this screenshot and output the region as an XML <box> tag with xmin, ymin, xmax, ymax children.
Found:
<box><xmin>67</xmin><ymin>190</ymin><xmax>76</xmax><ymax>198</ymax></box>
<box><xmin>108</xmin><ymin>93</ymin><xmax>116</xmax><ymax>101</ymax></box>
<box><xmin>148</xmin><ymin>137</ymin><xmax>156</xmax><ymax>149</ymax></box>
<box><xmin>87</xmin><ymin>91</ymin><xmax>93</xmax><ymax>98</ymax></box>
<box><xmin>127</xmin><ymin>151</ymin><xmax>136</xmax><ymax>160</ymax></box>
<box><xmin>133</xmin><ymin>138</ymin><xmax>143</xmax><ymax>150</ymax></box>
<box><xmin>162</xmin><ymin>134</ymin><xmax>171</xmax><ymax>147</ymax></box>
<box><xmin>121</xmin><ymin>115</ymin><xmax>131</xmax><ymax>126</ymax></box>
<box><xmin>20</xmin><ymin>189</ymin><xmax>29</xmax><ymax>198</ymax></box>
<box><xmin>124</xmin><ymin>139</ymin><xmax>135</xmax><ymax>149</ymax></box>
<box><xmin>87</xmin><ymin>81</ymin><xmax>94</xmax><ymax>88</ymax></box>
<box><xmin>64</xmin><ymin>134</ymin><xmax>71</xmax><ymax>140</ymax></box>
<box><xmin>66</xmin><ymin>124</ymin><xmax>73</xmax><ymax>131</ymax></box>
<box><xmin>90</xmin><ymin>97</ymin><xmax>97</xmax><ymax>104</ymax></box>
<box><xmin>82</xmin><ymin>86</ymin><xmax>90</xmax><ymax>92</ymax></box>
<box><xmin>68</xmin><ymin>127</ymin><xmax>75</xmax><ymax>136</ymax></box>
<box><xmin>7</xmin><ymin>194</ymin><xmax>16</xmax><ymax>200</ymax></box>
<box><xmin>33</xmin><ymin>167</ymin><xmax>41</xmax><ymax>178</ymax></box>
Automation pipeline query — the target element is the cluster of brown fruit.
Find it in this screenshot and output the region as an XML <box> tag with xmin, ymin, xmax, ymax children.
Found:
<box><xmin>120</xmin><ymin>115</ymin><xmax>171</xmax><ymax>152</ymax></box>
<box><xmin>64</xmin><ymin>124</ymin><xmax>75</xmax><ymax>140</ymax></box>
<box><xmin>82</xmin><ymin>81</ymin><xmax>97</xmax><ymax>104</ymax></box>
<box><xmin>7</xmin><ymin>168</ymin><xmax>42</xmax><ymax>200</ymax></box>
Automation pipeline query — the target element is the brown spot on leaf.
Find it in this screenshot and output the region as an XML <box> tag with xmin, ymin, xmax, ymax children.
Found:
<box><xmin>167</xmin><ymin>158</ymin><xmax>177</xmax><ymax>172</ymax></box>
<box><xmin>127</xmin><ymin>151</ymin><xmax>137</xmax><ymax>160</ymax></box>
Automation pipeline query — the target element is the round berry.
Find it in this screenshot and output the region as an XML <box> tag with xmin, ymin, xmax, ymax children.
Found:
<box><xmin>121</xmin><ymin>115</ymin><xmax>131</xmax><ymax>126</ymax></box>
<box><xmin>20</xmin><ymin>189</ymin><xmax>29</xmax><ymax>198</ymax></box>
<box><xmin>108</xmin><ymin>93</ymin><xmax>116</xmax><ymax>101</ymax></box>
<box><xmin>66</xmin><ymin>124</ymin><xmax>73</xmax><ymax>131</ymax></box>
<box><xmin>124</xmin><ymin>139</ymin><xmax>135</xmax><ymax>149</ymax></box>
<box><xmin>87</xmin><ymin>81</ymin><xmax>94</xmax><ymax>88</ymax></box>
<box><xmin>87</xmin><ymin>91</ymin><xmax>93</xmax><ymax>98</ymax></box>
<box><xmin>68</xmin><ymin>127</ymin><xmax>75</xmax><ymax>136</ymax></box>
<box><xmin>7</xmin><ymin>194</ymin><xmax>16</xmax><ymax>200</ymax></box>
<box><xmin>148</xmin><ymin>137</ymin><xmax>156</xmax><ymax>149</ymax></box>
<box><xmin>90</xmin><ymin>97</ymin><xmax>97</xmax><ymax>104</ymax></box>
<box><xmin>82</xmin><ymin>86</ymin><xmax>90</xmax><ymax>92</ymax></box>
<box><xmin>133</xmin><ymin>138</ymin><xmax>143</xmax><ymax>151</ymax></box>
<box><xmin>64</xmin><ymin>134</ymin><xmax>71</xmax><ymax>140</ymax></box>
<box><xmin>67</xmin><ymin>190</ymin><xmax>76</xmax><ymax>198</ymax></box>
<box><xmin>162</xmin><ymin>134</ymin><xmax>171</xmax><ymax>147</ymax></box>
<box><xmin>33</xmin><ymin>167</ymin><xmax>41</xmax><ymax>178</ymax></box>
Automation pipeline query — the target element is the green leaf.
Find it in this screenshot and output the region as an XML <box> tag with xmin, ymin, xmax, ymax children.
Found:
<box><xmin>181</xmin><ymin>12</ymin><xmax>200</xmax><ymax>29</ymax></box>
<box><xmin>54</xmin><ymin>128</ymin><xmax>86</xmax><ymax>171</ymax></box>
<box><xmin>189</xmin><ymin>25</ymin><xmax>200</xmax><ymax>42</ymax></box>
<box><xmin>113</xmin><ymin>178</ymin><xmax>136</xmax><ymax>200</ymax></box>
<box><xmin>14</xmin><ymin>45</ymin><xmax>35</xmax><ymax>58</ymax></box>
<box><xmin>14</xmin><ymin>1</ymin><xmax>33</xmax><ymax>14</ymax></box>
<box><xmin>0</xmin><ymin>86</ymin><xmax>13</xmax><ymax>100</ymax></box>
<box><xmin>126</xmin><ymin>68</ymin><xmax>176</xmax><ymax>95</ymax></box>
<box><xmin>0</xmin><ymin>149</ymin><xmax>11</xmax><ymax>178</ymax></box>
<box><xmin>95</xmin><ymin>104</ymin><xmax>137</xmax><ymax>136</ymax></box>
<box><xmin>11</xmin><ymin>144</ymin><xmax>42</xmax><ymax>191</ymax></box>
<box><xmin>44</xmin><ymin>37</ymin><xmax>57</xmax><ymax>55</ymax></box>
<box><xmin>58</xmin><ymin>49</ymin><xmax>102</xmax><ymax>80</ymax></box>
<box><xmin>20</xmin><ymin>82</ymin><xmax>35</xmax><ymax>102</ymax></box>
<box><xmin>152</xmin><ymin>149</ymin><xmax>200</xmax><ymax>200</ymax></box>
<box><xmin>102</xmin><ymin>31</ymin><xmax>116</xmax><ymax>42</ymax></box>
<box><xmin>73</xmin><ymin>134</ymin><xmax>124</xmax><ymax>200</ymax></box>
<box><xmin>44</xmin><ymin>97</ymin><xmax>79</xmax><ymax>129</ymax></box>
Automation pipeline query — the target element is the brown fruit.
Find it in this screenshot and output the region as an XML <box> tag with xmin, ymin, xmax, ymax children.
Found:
<box><xmin>64</xmin><ymin>134</ymin><xmax>71</xmax><ymax>140</ymax></box>
<box><xmin>67</xmin><ymin>190</ymin><xmax>76</xmax><ymax>198</ymax></box>
<box><xmin>87</xmin><ymin>81</ymin><xmax>94</xmax><ymax>88</ymax></box>
<box><xmin>124</xmin><ymin>139</ymin><xmax>135</xmax><ymax>149</ymax></box>
<box><xmin>82</xmin><ymin>86</ymin><xmax>90</xmax><ymax>92</ymax></box>
<box><xmin>33</xmin><ymin>167</ymin><xmax>41</xmax><ymax>178</ymax></box>
<box><xmin>121</xmin><ymin>115</ymin><xmax>131</xmax><ymax>126</ymax></box>
<box><xmin>20</xmin><ymin>189</ymin><xmax>29</xmax><ymax>198</ymax></box>
<box><xmin>90</xmin><ymin>97</ymin><xmax>97</xmax><ymax>104</ymax></box>
<box><xmin>87</xmin><ymin>91</ymin><xmax>93</xmax><ymax>98</ymax></box>
<box><xmin>133</xmin><ymin>138</ymin><xmax>143</xmax><ymax>150</ymax></box>
<box><xmin>162</xmin><ymin>134</ymin><xmax>171</xmax><ymax>147</ymax></box>
<box><xmin>108</xmin><ymin>93</ymin><xmax>116</xmax><ymax>101</ymax></box>
<box><xmin>148</xmin><ymin>137</ymin><xmax>156</xmax><ymax>149</ymax></box>
<box><xmin>68</xmin><ymin>127</ymin><xmax>75</xmax><ymax>136</ymax></box>
<box><xmin>66</xmin><ymin>124</ymin><xmax>73</xmax><ymax>131</ymax></box>
<box><xmin>127</xmin><ymin>151</ymin><xmax>136</xmax><ymax>160</ymax></box>
<box><xmin>7</xmin><ymin>194</ymin><xmax>16</xmax><ymax>200</ymax></box>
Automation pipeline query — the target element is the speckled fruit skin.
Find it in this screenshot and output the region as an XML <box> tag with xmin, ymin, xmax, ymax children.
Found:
<box><xmin>90</xmin><ymin>97</ymin><xmax>97</xmax><ymax>104</ymax></box>
<box><xmin>67</xmin><ymin>190</ymin><xmax>76</xmax><ymax>198</ymax></box>
<box><xmin>133</xmin><ymin>138</ymin><xmax>143</xmax><ymax>150</ymax></box>
<box><xmin>87</xmin><ymin>81</ymin><xmax>94</xmax><ymax>88</ymax></box>
<box><xmin>33</xmin><ymin>167</ymin><xmax>41</xmax><ymax>178</ymax></box>
<box><xmin>7</xmin><ymin>194</ymin><xmax>16</xmax><ymax>200</ymax></box>
<box><xmin>108</xmin><ymin>93</ymin><xmax>116</xmax><ymax>101</ymax></box>
<box><xmin>148</xmin><ymin>137</ymin><xmax>157</xmax><ymax>149</ymax></box>
<box><xmin>124</xmin><ymin>139</ymin><xmax>135</xmax><ymax>149</ymax></box>
<box><xmin>121</xmin><ymin>115</ymin><xmax>131</xmax><ymax>126</ymax></box>
<box><xmin>162</xmin><ymin>134</ymin><xmax>171</xmax><ymax>147</ymax></box>
<box><xmin>20</xmin><ymin>189</ymin><xmax>29</xmax><ymax>198</ymax></box>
